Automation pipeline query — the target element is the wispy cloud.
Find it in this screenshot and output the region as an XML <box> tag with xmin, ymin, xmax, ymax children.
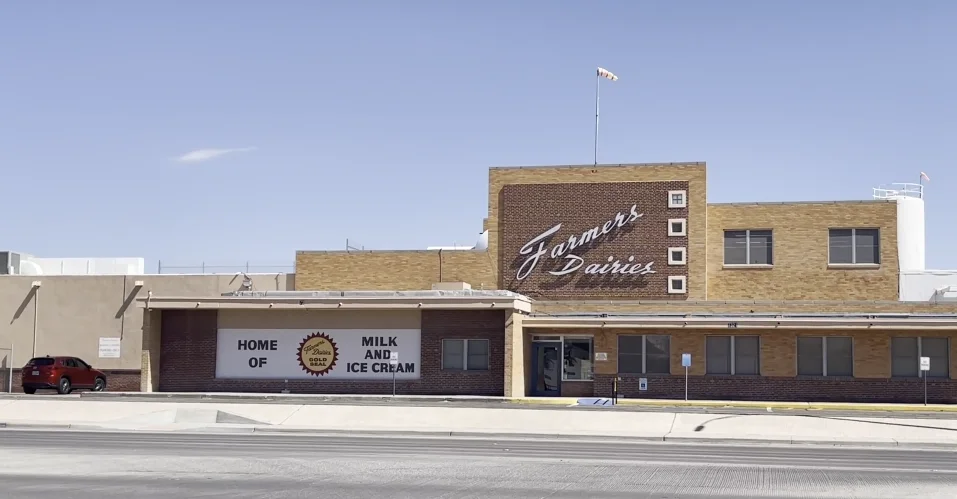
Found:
<box><xmin>173</xmin><ymin>147</ymin><xmax>257</xmax><ymax>163</ymax></box>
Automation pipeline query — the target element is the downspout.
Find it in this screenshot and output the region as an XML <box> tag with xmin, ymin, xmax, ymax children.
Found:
<box><xmin>438</xmin><ymin>248</ymin><xmax>443</xmax><ymax>283</ymax></box>
<box><xmin>32</xmin><ymin>288</ymin><xmax>39</xmax><ymax>357</ymax></box>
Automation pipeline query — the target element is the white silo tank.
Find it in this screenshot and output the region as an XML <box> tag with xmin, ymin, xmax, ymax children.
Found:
<box><xmin>473</xmin><ymin>230</ymin><xmax>489</xmax><ymax>251</ymax></box>
<box><xmin>897</xmin><ymin>195</ymin><xmax>926</xmax><ymax>271</ymax></box>
<box><xmin>874</xmin><ymin>183</ymin><xmax>925</xmax><ymax>272</ymax></box>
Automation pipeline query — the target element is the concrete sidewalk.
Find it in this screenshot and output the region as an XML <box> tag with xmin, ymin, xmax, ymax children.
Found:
<box><xmin>2</xmin><ymin>398</ymin><xmax>957</xmax><ymax>449</ymax></box>
<box><xmin>77</xmin><ymin>391</ymin><xmax>957</xmax><ymax>413</ymax></box>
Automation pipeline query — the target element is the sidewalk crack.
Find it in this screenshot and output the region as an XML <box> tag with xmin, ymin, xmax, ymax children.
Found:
<box><xmin>277</xmin><ymin>405</ymin><xmax>304</xmax><ymax>425</ymax></box>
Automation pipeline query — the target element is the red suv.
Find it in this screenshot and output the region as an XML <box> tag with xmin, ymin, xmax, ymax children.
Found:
<box><xmin>21</xmin><ymin>356</ymin><xmax>107</xmax><ymax>394</ymax></box>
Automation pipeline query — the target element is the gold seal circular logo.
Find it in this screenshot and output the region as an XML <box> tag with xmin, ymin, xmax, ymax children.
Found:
<box><xmin>297</xmin><ymin>332</ymin><xmax>339</xmax><ymax>376</ymax></box>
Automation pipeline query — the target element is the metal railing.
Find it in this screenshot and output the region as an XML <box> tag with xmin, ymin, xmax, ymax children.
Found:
<box><xmin>156</xmin><ymin>261</ymin><xmax>295</xmax><ymax>274</ymax></box>
<box><xmin>873</xmin><ymin>183</ymin><xmax>923</xmax><ymax>200</ymax></box>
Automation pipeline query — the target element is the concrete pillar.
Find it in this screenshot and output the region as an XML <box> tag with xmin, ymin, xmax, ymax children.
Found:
<box><xmin>503</xmin><ymin>310</ymin><xmax>525</xmax><ymax>398</ymax></box>
<box><xmin>139</xmin><ymin>309</ymin><xmax>162</xmax><ymax>392</ymax></box>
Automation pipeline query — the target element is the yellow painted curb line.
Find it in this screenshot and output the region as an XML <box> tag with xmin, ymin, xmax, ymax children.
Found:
<box><xmin>511</xmin><ymin>398</ymin><xmax>575</xmax><ymax>405</ymax></box>
<box><xmin>616</xmin><ymin>400</ymin><xmax>957</xmax><ymax>412</ymax></box>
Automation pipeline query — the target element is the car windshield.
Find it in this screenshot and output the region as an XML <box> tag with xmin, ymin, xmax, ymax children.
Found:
<box><xmin>28</xmin><ymin>358</ymin><xmax>55</xmax><ymax>366</ymax></box>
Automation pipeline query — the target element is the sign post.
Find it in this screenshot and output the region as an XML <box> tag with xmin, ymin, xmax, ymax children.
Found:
<box><xmin>920</xmin><ymin>356</ymin><xmax>930</xmax><ymax>406</ymax></box>
<box><xmin>390</xmin><ymin>351</ymin><xmax>399</xmax><ymax>397</ymax></box>
<box><xmin>681</xmin><ymin>353</ymin><xmax>692</xmax><ymax>401</ymax></box>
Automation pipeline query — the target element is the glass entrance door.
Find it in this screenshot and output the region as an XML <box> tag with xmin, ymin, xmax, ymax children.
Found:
<box><xmin>530</xmin><ymin>342</ymin><xmax>561</xmax><ymax>397</ymax></box>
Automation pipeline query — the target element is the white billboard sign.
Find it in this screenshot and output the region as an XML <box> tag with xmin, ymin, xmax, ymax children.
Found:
<box><xmin>215</xmin><ymin>329</ymin><xmax>421</xmax><ymax>380</ymax></box>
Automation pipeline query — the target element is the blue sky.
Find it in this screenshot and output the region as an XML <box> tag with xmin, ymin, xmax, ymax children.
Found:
<box><xmin>1</xmin><ymin>1</ymin><xmax>954</xmax><ymax>272</ymax></box>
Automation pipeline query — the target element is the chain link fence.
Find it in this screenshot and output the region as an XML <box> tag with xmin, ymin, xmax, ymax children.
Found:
<box><xmin>156</xmin><ymin>262</ymin><xmax>295</xmax><ymax>274</ymax></box>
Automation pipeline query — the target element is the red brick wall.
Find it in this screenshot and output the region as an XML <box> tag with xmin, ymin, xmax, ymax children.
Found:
<box><xmin>500</xmin><ymin>181</ymin><xmax>690</xmax><ymax>299</ymax></box>
<box><xmin>1</xmin><ymin>369</ymin><xmax>140</xmax><ymax>393</ymax></box>
<box><xmin>158</xmin><ymin>309</ymin><xmax>506</xmax><ymax>395</ymax></box>
<box><xmin>596</xmin><ymin>374</ymin><xmax>957</xmax><ymax>404</ymax></box>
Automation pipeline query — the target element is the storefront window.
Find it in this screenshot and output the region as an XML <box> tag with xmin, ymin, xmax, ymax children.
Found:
<box><xmin>562</xmin><ymin>338</ymin><xmax>593</xmax><ymax>380</ymax></box>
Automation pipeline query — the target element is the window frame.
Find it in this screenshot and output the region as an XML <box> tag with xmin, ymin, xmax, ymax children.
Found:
<box><xmin>617</xmin><ymin>334</ymin><xmax>672</xmax><ymax>375</ymax></box>
<box><xmin>531</xmin><ymin>334</ymin><xmax>595</xmax><ymax>381</ymax></box>
<box><xmin>828</xmin><ymin>228</ymin><xmax>881</xmax><ymax>266</ymax></box>
<box><xmin>891</xmin><ymin>336</ymin><xmax>950</xmax><ymax>379</ymax></box>
<box><xmin>668</xmin><ymin>218</ymin><xmax>687</xmax><ymax>236</ymax></box>
<box><xmin>667</xmin><ymin>275</ymin><xmax>687</xmax><ymax>294</ymax></box>
<box><xmin>668</xmin><ymin>190</ymin><xmax>687</xmax><ymax>209</ymax></box>
<box><xmin>723</xmin><ymin>229</ymin><xmax>774</xmax><ymax>266</ymax></box>
<box><xmin>441</xmin><ymin>338</ymin><xmax>490</xmax><ymax>371</ymax></box>
<box><xmin>705</xmin><ymin>335</ymin><xmax>761</xmax><ymax>375</ymax></box>
<box><xmin>668</xmin><ymin>247</ymin><xmax>687</xmax><ymax>266</ymax></box>
<box><xmin>561</xmin><ymin>336</ymin><xmax>595</xmax><ymax>381</ymax></box>
<box><xmin>796</xmin><ymin>336</ymin><xmax>854</xmax><ymax>377</ymax></box>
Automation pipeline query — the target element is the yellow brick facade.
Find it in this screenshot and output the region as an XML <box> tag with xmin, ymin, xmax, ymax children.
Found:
<box><xmin>284</xmin><ymin>161</ymin><xmax>957</xmax><ymax>402</ymax></box>
<box><xmin>296</xmin><ymin>162</ymin><xmax>910</xmax><ymax>305</ymax></box>
<box><xmin>295</xmin><ymin>250</ymin><xmax>495</xmax><ymax>291</ymax></box>
<box><xmin>706</xmin><ymin>201</ymin><xmax>899</xmax><ymax>301</ymax></box>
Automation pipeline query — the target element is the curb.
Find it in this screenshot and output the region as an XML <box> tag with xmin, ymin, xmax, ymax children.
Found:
<box><xmin>613</xmin><ymin>399</ymin><xmax>957</xmax><ymax>413</ymax></box>
<box><xmin>72</xmin><ymin>392</ymin><xmax>957</xmax><ymax>413</ymax></box>
<box><xmin>2</xmin><ymin>422</ymin><xmax>956</xmax><ymax>450</ymax></box>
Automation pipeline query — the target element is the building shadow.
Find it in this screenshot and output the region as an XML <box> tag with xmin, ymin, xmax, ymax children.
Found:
<box><xmin>10</xmin><ymin>287</ymin><xmax>37</xmax><ymax>324</ymax></box>
<box><xmin>115</xmin><ymin>287</ymin><xmax>140</xmax><ymax>319</ymax></box>
<box><xmin>689</xmin><ymin>412</ymin><xmax>957</xmax><ymax>433</ymax></box>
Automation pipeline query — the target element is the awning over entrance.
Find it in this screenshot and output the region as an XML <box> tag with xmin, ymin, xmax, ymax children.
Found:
<box><xmin>524</xmin><ymin>313</ymin><xmax>957</xmax><ymax>329</ymax></box>
<box><xmin>137</xmin><ymin>289</ymin><xmax>534</xmax><ymax>312</ymax></box>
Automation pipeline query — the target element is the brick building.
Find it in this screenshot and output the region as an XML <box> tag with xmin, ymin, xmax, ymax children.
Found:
<box><xmin>141</xmin><ymin>162</ymin><xmax>957</xmax><ymax>403</ymax></box>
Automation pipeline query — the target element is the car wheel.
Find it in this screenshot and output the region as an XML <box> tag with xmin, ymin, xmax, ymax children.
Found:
<box><xmin>93</xmin><ymin>377</ymin><xmax>106</xmax><ymax>392</ymax></box>
<box><xmin>23</xmin><ymin>387</ymin><xmax>36</xmax><ymax>395</ymax></box>
<box><xmin>57</xmin><ymin>377</ymin><xmax>72</xmax><ymax>395</ymax></box>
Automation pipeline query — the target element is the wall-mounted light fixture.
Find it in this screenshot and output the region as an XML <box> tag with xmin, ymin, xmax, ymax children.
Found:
<box><xmin>31</xmin><ymin>281</ymin><xmax>41</xmax><ymax>288</ymax></box>
<box><xmin>134</xmin><ymin>280</ymin><xmax>144</xmax><ymax>288</ymax></box>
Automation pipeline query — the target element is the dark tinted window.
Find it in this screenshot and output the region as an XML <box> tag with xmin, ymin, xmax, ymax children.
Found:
<box><xmin>29</xmin><ymin>358</ymin><xmax>54</xmax><ymax>366</ymax></box>
<box><xmin>74</xmin><ymin>358</ymin><xmax>90</xmax><ymax>369</ymax></box>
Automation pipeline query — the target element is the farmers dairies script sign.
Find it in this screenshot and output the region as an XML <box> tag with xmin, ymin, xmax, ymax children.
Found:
<box><xmin>515</xmin><ymin>203</ymin><xmax>656</xmax><ymax>281</ymax></box>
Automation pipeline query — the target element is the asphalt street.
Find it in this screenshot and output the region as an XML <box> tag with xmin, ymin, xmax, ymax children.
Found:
<box><xmin>6</xmin><ymin>392</ymin><xmax>957</xmax><ymax>419</ymax></box>
<box><xmin>0</xmin><ymin>429</ymin><xmax>955</xmax><ymax>498</ymax></box>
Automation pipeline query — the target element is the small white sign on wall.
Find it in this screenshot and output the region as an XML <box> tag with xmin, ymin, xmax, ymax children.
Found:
<box><xmin>594</xmin><ymin>352</ymin><xmax>608</xmax><ymax>362</ymax></box>
<box><xmin>98</xmin><ymin>337</ymin><xmax>121</xmax><ymax>359</ymax></box>
<box><xmin>638</xmin><ymin>378</ymin><xmax>648</xmax><ymax>391</ymax></box>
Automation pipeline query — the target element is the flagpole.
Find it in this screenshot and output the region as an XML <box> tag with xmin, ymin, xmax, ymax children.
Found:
<box><xmin>594</xmin><ymin>69</ymin><xmax>600</xmax><ymax>166</ymax></box>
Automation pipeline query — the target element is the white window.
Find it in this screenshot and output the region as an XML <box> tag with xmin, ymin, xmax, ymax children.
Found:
<box><xmin>668</xmin><ymin>247</ymin><xmax>686</xmax><ymax>265</ymax></box>
<box><xmin>797</xmin><ymin>337</ymin><xmax>853</xmax><ymax>377</ymax></box>
<box><xmin>618</xmin><ymin>335</ymin><xmax>671</xmax><ymax>374</ymax></box>
<box><xmin>668</xmin><ymin>190</ymin><xmax>687</xmax><ymax>208</ymax></box>
<box><xmin>667</xmin><ymin>275</ymin><xmax>686</xmax><ymax>294</ymax></box>
<box><xmin>668</xmin><ymin>219</ymin><xmax>687</xmax><ymax>236</ymax></box>
<box><xmin>706</xmin><ymin>336</ymin><xmax>760</xmax><ymax>375</ymax></box>
<box><xmin>442</xmin><ymin>339</ymin><xmax>489</xmax><ymax>371</ymax></box>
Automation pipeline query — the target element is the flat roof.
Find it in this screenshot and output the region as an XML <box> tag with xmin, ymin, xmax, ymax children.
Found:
<box><xmin>138</xmin><ymin>289</ymin><xmax>533</xmax><ymax>312</ymax></box>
